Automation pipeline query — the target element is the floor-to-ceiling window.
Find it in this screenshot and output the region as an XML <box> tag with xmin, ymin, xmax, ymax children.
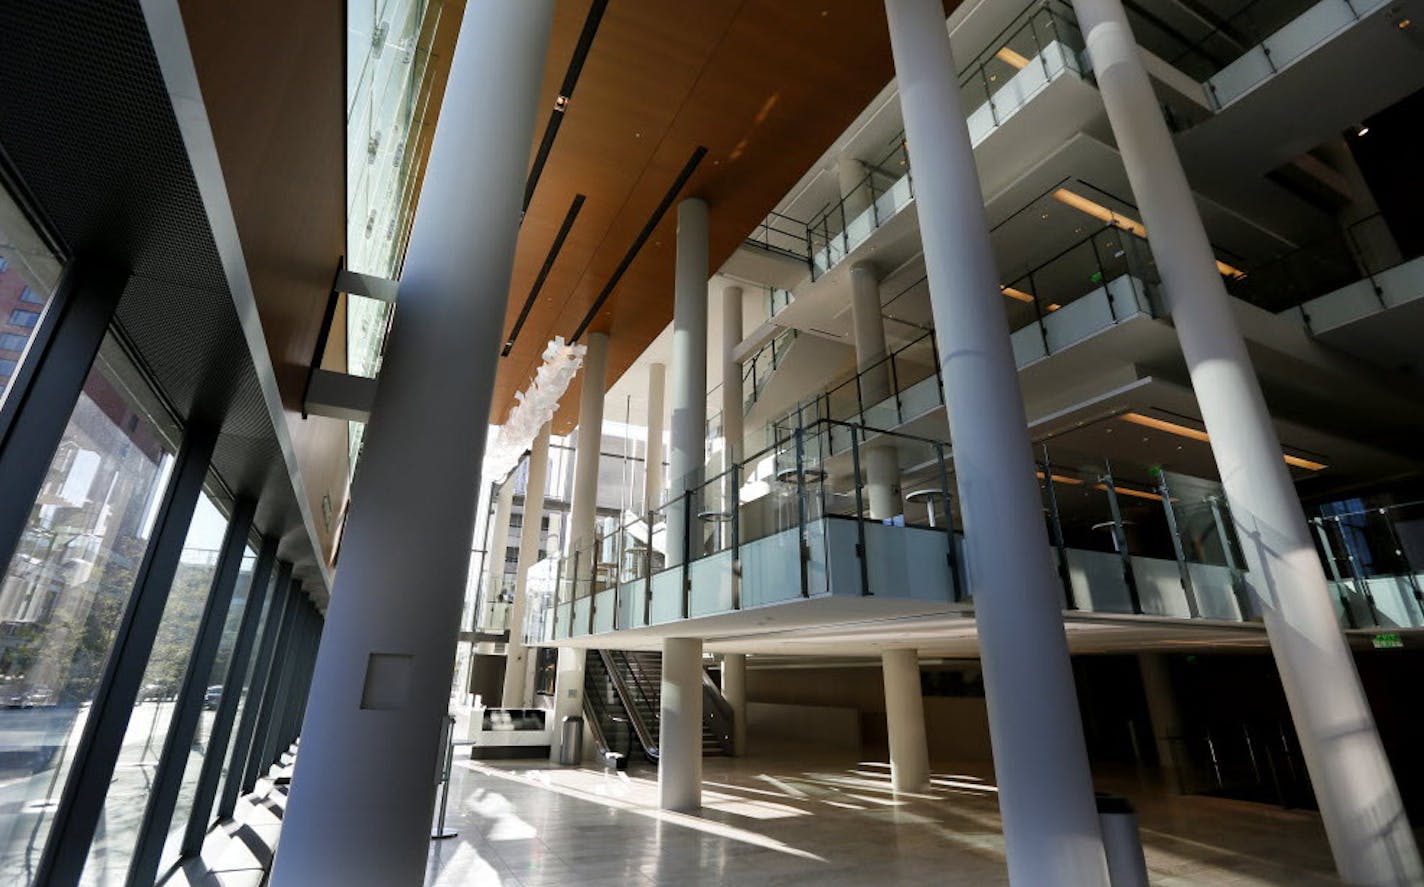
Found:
<box><xmin>78</xmin><ymin>492</ymin><xmax>229</xmax><ymax>884</ymax></box>
<box><xmin>0</xmin><ymin>184</ymin><xmax>63</xmax><ymax>405</ymax></box>
<box><xmin>0</xmin><ymin>338</ymin><xmax>179</xmax><ymax>885</ymax></box>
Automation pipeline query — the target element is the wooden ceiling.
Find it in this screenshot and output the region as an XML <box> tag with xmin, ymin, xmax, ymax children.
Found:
<box><xmin>496</xmin><ymin>0</ymin><xmax>949</xmax><ymax>434</ymax></box>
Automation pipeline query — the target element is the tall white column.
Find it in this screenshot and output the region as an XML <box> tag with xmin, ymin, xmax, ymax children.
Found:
<box><xmin>484</xmin><ymin>478</ymin><xmax>515</xmax><ymax>624</ymax></box>
<box><xmin>721</xmin><ymin>285</ymin><xmax>744</xmax><ymax>465</ymax></box>
<box><xmin>269</xmin><ymin>3</ymin><xmax>553</xmax><ymax>884</ymax></box>
<box><xmin>884</xmin><ymin>2</ymin><xmax>1109</xmax><ymax>884</ymax></box>
<box><xmin>659</xmin><ymin>637</ymin><xmax>704</xmax><ymax>811</ymax></box>
<box><xmin>644</xmin><ymin>362</ymin><xmax>666</xmax><ymax>515</ymax></box>
<box><xmin>882</xmin><ymin>649</ymin><xmax>931</xmax><ymax>792</ymax></box>
<box><xmin>1137</xmin><ymin>653</ymin><xmax>1182</xmax><ymax>789</ymax></box>
<box><xmin>551</xmin><ymin>331</ymin><xmax>609</xmax><ymax>762</ymax></box>
<box><xmin>667</xmin><ymin>198</ymin><xmax>709</xmax><ymax>566</ymax></box>
<box><xmin>503</xmin><ymin>423</ymin><xmax>550</xmax><ymax>708</ymax></box>
<box><xmin>1074</xmin><ymin>0</ymin><xmax>1420</xmax><ymax>879</ymax></box>
<box><xmin>850</xmin><ymin>263</ymin><xmax>900</xmax><ymax>519</ymax></box>
<box><xmin>721</xmin><ymin>652</ymin><xmax>748</xmax><ymax>756</ymax></box>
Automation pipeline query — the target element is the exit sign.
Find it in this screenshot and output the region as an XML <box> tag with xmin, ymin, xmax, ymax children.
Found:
<box><xmin>1372</xmin><ymin>633</ymin><xmax>1404</xmax><ymax>649</ymax></box>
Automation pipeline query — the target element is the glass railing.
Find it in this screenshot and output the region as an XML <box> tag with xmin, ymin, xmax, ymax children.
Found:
<box><xmin>805</xmin><ymin>1</ymin><xmax>1086</xmax><ymax>280</ymax></box>
<box><xmin>767</xmin><ymin>286</ymin><xmax>794</xmax><ymax>318</ymax></box>
<box><xmin>1233</xmin><ymin>213</ymin><xmax>1418</xmax><ymax>320</ymax></box>
<box><xmin>744</xmin><ymin>211</ymin><xmax>811</xmax><ymax>264</ymax></box>
<box><xmin>523</xmin><ymin>412</ymin><xmax>1267</xmax><ymax>643</ymax></box>
<box><xmin>758</xmin><ymin>224</ymin><xmax>1164</xmax><ymax>450</ymax></box>
<box><xmin>1310</xmin><ymin>500</ymin><xmax>1424</xmax><ymax>630</ymax></box>
<box><xmin>742</xmin><ymin>327</ymin><xmax>798</xmax><ymax>411</ymax></box>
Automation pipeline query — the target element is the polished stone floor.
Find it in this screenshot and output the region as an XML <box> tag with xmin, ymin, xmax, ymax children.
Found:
<box><xmin>422</xmin><ymin>746</ymin><xmax>1352</xmax><ymax>886</ymax></box>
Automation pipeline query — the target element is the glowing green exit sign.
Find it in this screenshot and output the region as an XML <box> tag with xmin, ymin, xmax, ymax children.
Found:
<box><xmin>1372</xmin><ymin>633</ymin><xmax>1404</xmax><ymax>649</ymax></box>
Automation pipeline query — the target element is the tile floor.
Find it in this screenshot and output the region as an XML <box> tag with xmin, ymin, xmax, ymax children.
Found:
<box><xmin>423</xmin><ymin>746</ymin><xmax>1356</xmax><ymax>886</ymax></box>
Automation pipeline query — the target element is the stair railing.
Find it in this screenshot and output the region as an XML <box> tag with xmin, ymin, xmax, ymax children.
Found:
<box><xmin>700</xmin><ymin>667</ymin><xmax>736</xmax><ymax>755</ymax></box>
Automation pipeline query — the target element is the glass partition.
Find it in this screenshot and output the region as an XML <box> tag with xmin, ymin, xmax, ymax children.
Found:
<box><xmin>0</xmin><ymin>339</ymin><xmax>178</xmax><ymax>885</ymax></box>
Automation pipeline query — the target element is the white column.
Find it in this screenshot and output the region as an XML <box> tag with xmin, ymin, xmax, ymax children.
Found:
<box><xmin>667</xmin><ymin>198</ymin><xmax>709</xmax><ymax>567</ymax></box>
<box><xmin>1075</xmin><ymin>0</ymin><xmax>1420</xmax><ymax>879</ymax></box>
<box><xmin>882</xmin><ymin>649</ymin><xmax>930</xmax><ymax>792</ymax></box>
<box><xmin>550</xmin><ymin>330</ymin><xmax>609</xmax><ymax>762</ymax></box>
<box><xmin>1137</xmin><ymin>653</ymin><xmax>1182</xmax><ymax>789</ymax></box>
<box><xmin>837</xmin><ymin>154</ymin><xmax>872</xmax><ymax>220</ymax></box>
<box><xmin>484</xmin><ymin>478</ymin><xmax>515</xmax><ymax>625</ymax></box>
<box><xmin>659</xmin><ymin>637</ymin><xmax>704</xmax><ymax>811</ymax></box>
<box><xmin>503</xmin><ymin>423</ymin><xmax>550</xmax><ymax>708</ymax></box>
<box><xmin>721</xmin><ymin>652</ymin><xmax>748</xmax><ymax>756</ymax></box>
<box><xmin>721</xmin><ymin>285</ymin><xmax>744</xmax><ymax>465</ymax></box>
<box><xmin>644</xmin><ymin>362</ymin><xmax>666</xmax><ymax>515</ymax></box>
<box><xmin>884</xmin><ymin>2</ymin><xmax>1109</xmax><ymax>885</ymax></box>
<box><xmin>850</xmin><ymin>263</ymin><xmax>900</xmax><ymax>519</ymax></box>
<box><xmin>270</xmin><ymin>3</ymin><xmax>553</xmax><ymax>884</ymax></box>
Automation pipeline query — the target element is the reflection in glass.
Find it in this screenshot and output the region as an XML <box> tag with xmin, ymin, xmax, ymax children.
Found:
<box><xmin>0</xmin><ymin>183</ymin><xmax>64</xmax><ymax>405</ymax></box>
<box><xmin>80</xmin><ymin>495</ymin><xmax>228</xmax><ymax>884</ymax></box>
<box><xmin>0</xmin><ymin>346</ymin><xmax>175</xmax><ymax>886</ymax></box>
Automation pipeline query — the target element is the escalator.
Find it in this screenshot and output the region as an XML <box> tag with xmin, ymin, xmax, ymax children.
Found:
<box><xmin>583</xmin><ymin>649</ymin><xmax>734</xmax><ymax>764</ymax></box>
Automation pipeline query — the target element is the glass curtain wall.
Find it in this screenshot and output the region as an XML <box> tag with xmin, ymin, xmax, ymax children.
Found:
<box><xmin>0</xmin><ymin>339</ymin><xmax>178</xmax><ymax>885</ymax></box>
<box><xmin>79</xmin><ymin>493</ymin><xmax>229</xmax><ymax>884</ymax></box>
<box><xmin>156</xmin><ymin>548</ymin><xmax>259</xmax><ymax>874</ymax></box>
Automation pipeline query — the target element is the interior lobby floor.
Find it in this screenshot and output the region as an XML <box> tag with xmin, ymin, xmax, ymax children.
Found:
<box><xmin>423</xmin><ymin>745</ymin><xmax>1352</xmax><ymax>886</ymax></box>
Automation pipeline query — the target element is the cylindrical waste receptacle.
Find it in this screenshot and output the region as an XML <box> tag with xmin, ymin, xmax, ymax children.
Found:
<box><xmin>1096</xmin><ymin>794</ymin><xmax>1149</xmax><ymax>887</ymax></box>
<box><xmin>558</xmin><ymin>716</ymin><xmax>584</xmax><ymax>766</ymax></box>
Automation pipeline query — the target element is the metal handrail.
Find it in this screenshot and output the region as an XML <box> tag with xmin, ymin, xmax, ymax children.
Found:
<box><xmin>700</xmin><ymin>667</ymin><xmax>735</xmax><ymax>755</ymax></box>
<box><xmin>597</xmin><ymin>649</ymin><xmax>660</xmax><ymax>759</ymax></box>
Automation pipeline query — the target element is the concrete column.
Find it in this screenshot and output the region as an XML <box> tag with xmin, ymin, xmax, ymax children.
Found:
<box><xmin>850</xmin><ymin>263</ymin><xmax>900</xmax><ymax>519</ymax></box>
<box><xmin>667</xmin><ymin>198</ymin><xmax>709</xmax><ymax>566</ymax></box>
<box><xmin>882</xmin><ymin>649</ymin><xmax>930</xmax><ymax>792</ymax></box>
<box><xmin>270</xmin><ymin>3</ymin><xmax>553</xmax><ymax>884</ymax></box>
<box><xmin>503</xmin><ymin>423</ymin><xmax>550</xmax><ymax>708</ymax></box>
<box><xmin>1075</xmin><ymin>0</ymin><xmax>1421</xmax><ymax>880</ymax></box>
<box><xmin>884</xmin><ymin>2</ymin><xmax>1109</xmax><ymax>884</ymax></box>
<box><xmin>484</xmin><ymin>478</ymin><xmax>515</xmax><ymax>625</ymax></box>
<box><xmin>1137</xmin><ymin>653</ymin><xmax>1183</xmax><ymax>789</ymax></box>
<box><xmin>721</xmin><ymin>652</ymin><xmax>748</xmax><ymax>756</ymax></box>
<box><xmin>645</xmin><ymin>362</ymin><xmax>666</xmax><ymax>515</ymax></box>
<box><xmin>551</xmin><ymin>330</ymin><xmax>609</xmax><ymax>762</ymax></box>
<box><xmin>721</xmin><ymin>285</ymin><xmax>744</xmax><ymax>465</ymax></box>
<box><xmin>659</xmin><ymin>637</ymin><xmax>704</xmax><ymax>810</ymax></box>
<box><xmin>568</xmin><ymin>331</ymin><xmax>609</xmax><ymax>556</ymax></box>
<box><xmin>837</xmin><ymin>154</ymin><xmax>873</xmax><ymax>221</ymax></box>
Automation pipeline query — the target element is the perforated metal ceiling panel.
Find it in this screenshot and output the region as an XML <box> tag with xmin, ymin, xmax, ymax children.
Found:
<box><xmin>0</xmin><ymin>1</ymin><xmax>328</xmax><ymax>600</ymax></box>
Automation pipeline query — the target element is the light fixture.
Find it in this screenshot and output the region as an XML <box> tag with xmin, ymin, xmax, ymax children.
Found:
<box><xmin>554</xmin><ymin>94</ymin><xmax>570</xmax><ymax>112</ymax></box>
<box><xmin>1356</xmin><ymin>124</ymin><xmax>1370</xmax><ymax>136</ymax></box>
<box><xmin>1035</xmin><ymin>470</ymin><xmax>1084</xmax><ymax>485</ymax></box>
<box><xmin>996</xmin><ymin>46</ymin><xmax>1031</xmax><ymax>69</ymax></box>
<box><xmin>1120</xmin><ymin>412</ymin><xmax>1327</xmax><ymax>471</ymax></box>
<box><xmin>1094</xmin><ymin>483</ymin><xmax>1163</xmax><ymax>501</ymax></box>
<box><xmin>1051</xmin><ymin>188</ymin><xmax>1245</xmax><ymax>279</ymax></box>
<box><xmin>1397</xmin><ymin>17</ymin><xmax>1412</xmax><ymax>28</ymax></box>
<box><xmin>1001</xmin><ymin>285</ymin><xmax>1034</xmax><ymax>303</ymax></box>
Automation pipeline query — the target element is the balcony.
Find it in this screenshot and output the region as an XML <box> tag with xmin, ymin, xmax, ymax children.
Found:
<box><xmin>805</xmin><ymin>1</ymin><xmax>1090</xmax><ymax>280</ymax></box>
<box><xmin>521</xmin><ymin>416</ymin><xmax>1271</xmax><ymax>648</ymax></box>
<box><xmin>1313</xmin><ymin>500</ymin><xmax>1424</xmax><ymax>630</ymax></box>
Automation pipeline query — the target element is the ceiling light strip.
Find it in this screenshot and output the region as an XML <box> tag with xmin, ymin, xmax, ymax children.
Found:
<box><xmin>1120</xmin><ymin>411</ymin><xmax>1327</xmax><ymax>471</ymax></box>
<box><xmin>503</xmin><ymin>194</ymin><xmax>586</xmax><ymax>357</ymax></box>
<box><xmin>522</xmin><ymin>0</ymin><xmax>610</xmax><ymax>214</ymax></box>
<box><xmin>1050</xmin><ymin>188</ymin><xmax>1245</xmax><ymax>279</ymax></box>
<box><xmin>570</xmin><ymin>145</ymin><xmax>709</xmax><ymax>342</ymax></box>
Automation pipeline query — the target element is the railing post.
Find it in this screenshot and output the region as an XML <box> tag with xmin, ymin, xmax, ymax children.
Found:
<box><xmin>1100</xmin><ymin>461</ymin><xmax>1143</xmax><ymax>614</ymax></box>
<box><xmin>1155</xmin><ymin>469</ymin><xmax>1200</xmax><ymax>617</ymax></box>
<box><xmin>681</xmin><ymin>489</ymin><xmax>693</xmax><ymax>619</ymax></box>
<box><xmin>1041</xmin><ymin>446</ymin><xmax>1077</xmax><ymax>609</ymax></box>
<box><xmin>1207</xmin><ymin>495</ymin><xmax>1252</xmax><ymax>619</ymax></box>
<box><xmin>644</xmin><ymin>509</ymin><xmax>654</xmax><ymax>626</ymax></box>
<box><xmin>1335</xmin><ymin>515</ymin><xmax>1381</xmax><ymax>628</ymax></box>
<box><xmin>794</xmin><ymin>427</ymin><xmax>810</xmax><ymax>598</ymax></box>
<box><xmin>849</xmin><ymin>426</ymin><xmax>872</xmax><ymax>596</ymax></box>
<box><xmin>936</xmin><ymin>442</ymin><xmax>964</xmax><ymax>602</ymax></box>
<box><xmin>731</xmin><ymin>461</ymin><xmax>742</xmax><ymax>610</ymax></box>
<box><xmin>1090</xmin><ymin>230</ymin><xmax>1120</xmax><ymax>321</ymax></box>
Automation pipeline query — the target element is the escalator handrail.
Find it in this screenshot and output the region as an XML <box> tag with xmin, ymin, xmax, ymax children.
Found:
<box><xmin>597</xmin><ymin>649</ymin><xmax>660</xmax><ymax>759</ymax></box>
<box><xmin>700</xmin><ymin>667</ymin><xmax>736</xmax><ymax>754</ymax></box>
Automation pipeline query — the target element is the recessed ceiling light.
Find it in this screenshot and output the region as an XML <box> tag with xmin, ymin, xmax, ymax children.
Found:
<box><xmin>1356</xmin><ymin>124</ymin><xmax>1370</xmax><ymax>136</ymax></box>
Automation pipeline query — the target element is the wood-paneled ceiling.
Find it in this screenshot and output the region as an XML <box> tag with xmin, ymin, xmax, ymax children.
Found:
<box><xmin>497</xmin><ymin>0</ymin><xmax>952</xmax><ymax>434</ymax></box>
